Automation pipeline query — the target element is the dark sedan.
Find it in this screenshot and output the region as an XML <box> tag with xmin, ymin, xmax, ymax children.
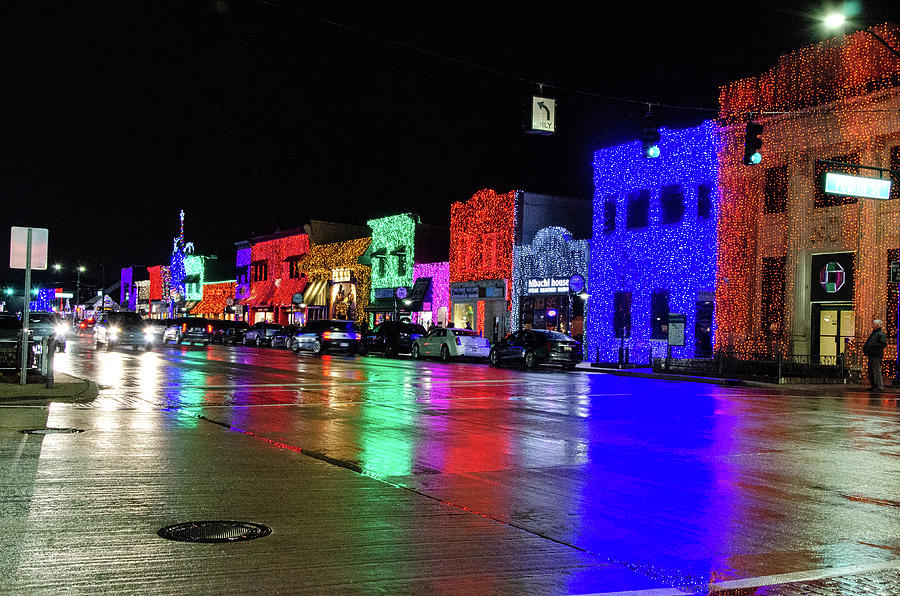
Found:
<box><xmin>292</xmin><ymin>320</ymin><xmax>362</xmax><ymax>355</ymax></box>
<box><xmin>362</xmin><ymin>321</ymin><xmax>426</xmax><ymax>357</ymax></box>
<box><xmin>489</xmin><ymin>329</ymin><xmax>583</xmax><ymax>370</ymax></box>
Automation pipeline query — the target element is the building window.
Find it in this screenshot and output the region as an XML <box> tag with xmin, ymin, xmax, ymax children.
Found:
<box><xmin>760</xmin><ymin>256</ymin><xmax>786</xmax><ymax>333</ymax></box>
<box><xmin>464</xmin><ymin>234</ymin><xmax>478</xmax><ymax>273</ymax></box>
<box><xmin>650</xmin><ymin>289</ymin><xmax>669</xmax><ymax>339</ymax></box>
<box><xmin>891</xmin><ymin>146</ymin><xmax>900</xmax><ymax>202</ymax></box>
<box><xmin>887</xmin><ymin>249</ymin><xmax>899</xmax><ymax>341</ymax></box>
<box><xmin>396</xmin><ymin>248</ymin><xmax>407</xmax><ymax>277</ymax></box>
<box><xmin>613</xmin><ymin>291</ymin><xmax>632</xmax><ymax>338</ymax></box>
<box><xmin>482</xmin><ymin>233</ymin><xmax>499</xmax><ymax>271</ymax></box>
<box><xmin>815</xmin><ymin>152</ymin><xmax>859</xmax><ymax>208</ymax></box>
<box><xmin>251</xmin><ymin>261</ymin><xmax>267</xmax><ymax>282</ymax></box>
<box><xmin>698</xmin><ymin>183</ymin><xmax>713</xmax><ymax>219</ymax></box>
<box><xmin>764</xmin><ymin>165</ymin><xmax>788</xmax><ymax>214</ymax></box>
<box><xmin>288</xmin><ymin>259</ymin><xmax>303</xmax><ymax>279</ymax></box>
<box><xmin>603</xmin><ymin>196</ymin><xmax>616</xmax><ymax>233</ymax></box>
<box><xmin>626</xmin><ymin>189</ymin><xmax>650</xmax><ymax>229</ymax></box>
<box><xmin>660</xmin><ymin>184</ymin><xmax>684</xmax><ymax>224</ymax></box>
<box><xmin>377</xmin><ymin>256</ymin><xmax>386</xmax><ymax>277</ymax></box>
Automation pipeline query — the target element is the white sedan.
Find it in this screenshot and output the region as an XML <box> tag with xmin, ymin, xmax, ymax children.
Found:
<box><xmin>411</xmin><ymin>328</ymin><xmax>491</xmax><ymax>361</ymax></box>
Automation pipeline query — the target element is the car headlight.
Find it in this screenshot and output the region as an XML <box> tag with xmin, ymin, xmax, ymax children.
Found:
<box><xmin>55</xmin><ymin>324</ymin><xmax>68</xmax><ymax>337</ymax></box>
<box><xmin>143</xmin><ymin>327</ymin><xmax>154</xmax><ymax>338</ymax></box>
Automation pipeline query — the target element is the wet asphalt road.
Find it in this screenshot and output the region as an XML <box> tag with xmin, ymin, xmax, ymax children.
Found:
<box><xmin>3</xmin><ymin>333</ymin><xmax>900</xmax><ymax>594</ymax></box>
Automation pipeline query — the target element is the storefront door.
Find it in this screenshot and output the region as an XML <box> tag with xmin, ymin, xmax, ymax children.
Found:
<box><xmin>813</xmin><ymin>305</ymin><xmax>854</xmax><ymax>357</ymax></box>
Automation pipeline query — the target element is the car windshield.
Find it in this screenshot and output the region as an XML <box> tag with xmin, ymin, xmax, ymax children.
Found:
<box><xmin>110</xmin><ymin>313</ymin><xmax>145</xmax><ymax>327</ymax></box>
<box><xmin>404</xmin><ymin>324</ymin><xmax>427</xmax><ymax>334</ymax></box>
<box><xmin>534</xmin><ymin>330</ymin><xmax>573</xmax><ymax>341</ymax></box>
<box><xmin>28</xmin><ymin>313</ymin><xmax>56</xmax><ymax>324</ymax></box>
<box><xmin>327</xmin><ymin>321</ymin><xmax>357</xmax><ymax>332</ymax></box>
<box><xmin>452</xmin><ymin>329</ymin><xmax>479</xmax><ymax>337</ymax></box>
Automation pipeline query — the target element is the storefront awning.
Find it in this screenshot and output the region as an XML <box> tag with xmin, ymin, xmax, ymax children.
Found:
<box><xmin>270</xmin><ymin>277</ymin><xmax>309</xmax><ymax>307</ymax></box>
<box><xmin>303</xmin><ymin>279</ymin><xmax>328</xmax><ymax>306</ymax></box>
<box><xmin>180</xmin><ymin>300</ymin><xmax>200</xmax><ymax>314</ymax></box>
<box><xmin>365</xmin><ymin>297</ymin><xmax>423</xmax><ymax>313</ymax></box>
<box><xmin>239</xmin><ymin>282</ymin><xmax>275</xmax><ymax>307</ymax></box>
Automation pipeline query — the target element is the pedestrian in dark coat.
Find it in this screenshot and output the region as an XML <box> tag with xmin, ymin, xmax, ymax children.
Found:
<box><xmin>863</xmin><ymin>319</ymin><xmax>888</xmax><ymax>391</ymax></box>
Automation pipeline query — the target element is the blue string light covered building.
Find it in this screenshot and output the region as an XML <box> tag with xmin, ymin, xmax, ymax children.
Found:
<box><xmin>586</xmin><ymin>121</ymin><xmax>720</xmax><ymax>362</ymax></box>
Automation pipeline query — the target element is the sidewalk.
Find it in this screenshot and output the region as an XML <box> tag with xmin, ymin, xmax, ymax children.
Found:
<box><xmin>575</xmin><ymin>362</ymin><xmax>900</xmax><ymax>394</ymax></box>
<box><xmin>0</xmin><ymin>372</ymin><xmax>99</xmax><ymax>403</ymax></box>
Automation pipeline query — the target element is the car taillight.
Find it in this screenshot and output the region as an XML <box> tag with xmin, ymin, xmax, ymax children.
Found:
<box><xmin>353</xmin><ymin>333</ymin><xmax>361</xmax><ymax>340</ymax></box>
<box><xmin>207</xmin><ymin>324</ymin><xmax>213</xmax><ymax>334</ymax></box>
<box><xmin>456</xmin><ymin>336</ymin><xmax>461</xmax><ymax>345</ymax></box>
<box><xmin>322</xmin><ymin>331</ymin><xmax>333</xmax><ymax>340</ymax></box>
<box><xmin>181</xmin><ymin>323</ymin><xmax>187</xmax><ymax>333</ymax></box>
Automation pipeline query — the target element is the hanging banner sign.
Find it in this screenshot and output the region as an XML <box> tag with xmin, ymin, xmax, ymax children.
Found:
<box><xmin>823</xmin><ymin>172</ymin><xmax>891</xmax><ymax>200</ymax></box>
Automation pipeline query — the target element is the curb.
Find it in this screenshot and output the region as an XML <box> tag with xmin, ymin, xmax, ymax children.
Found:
<box><xmin>0</xmin><ymin>378</ymin><xmax>100</xmax><ymax>405</ymax></box>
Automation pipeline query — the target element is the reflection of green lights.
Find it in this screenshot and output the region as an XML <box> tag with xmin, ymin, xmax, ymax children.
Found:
<box><xmin>367</xmin><ymin>213</ymin><xmax>417</xmax><ymax>295</ymax></box>
<box><xmin>359</xmin><ymin>379</ymin><xmax>415</xmax><ymax>477</ymax></box>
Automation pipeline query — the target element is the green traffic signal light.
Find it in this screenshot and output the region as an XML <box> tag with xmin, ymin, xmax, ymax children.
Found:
<box><xmin>749</xmin><ymin>151</ymin><xmax>762</xmax><ymax>164</ymax></box>
<box><xmin>646</xmin><ymin>145</ymin><xmax>660</xmax><ymax>159</ymax></box>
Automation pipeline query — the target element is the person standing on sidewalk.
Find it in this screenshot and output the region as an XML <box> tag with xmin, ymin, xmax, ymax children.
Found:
<box><xmin>863</xmin><ymin>319</ymin><xmax>888</xmax><ymax>391</ymax></box>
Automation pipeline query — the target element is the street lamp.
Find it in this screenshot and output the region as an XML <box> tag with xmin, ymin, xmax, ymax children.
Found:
<box><xmin>823</xmin><ymin>13</ymin><xmax>900</xmax><ymax>59</ymax></box>
<box><xmin>824</xmin><ymin>13</ymin><xmax>845</xmax><ymax>29</ymax></box>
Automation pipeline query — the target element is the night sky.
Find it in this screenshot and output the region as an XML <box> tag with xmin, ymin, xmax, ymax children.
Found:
<box><xmin>3</xmin><ymin>1</ymin><xmax>899</xmax><ymax>290</ymax></box>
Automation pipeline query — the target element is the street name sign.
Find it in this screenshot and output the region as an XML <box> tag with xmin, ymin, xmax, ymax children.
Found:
<box><xmin>823</xmin><ymin>172</ymin><xmax>892</xmax><ymax>200</ymax></box>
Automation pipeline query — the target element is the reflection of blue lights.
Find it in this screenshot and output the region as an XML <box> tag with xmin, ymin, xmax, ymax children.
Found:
<box><xmin>587</xmin><ymin>121</ymin><xmax>719</xmax><ymax>361</ymax></box>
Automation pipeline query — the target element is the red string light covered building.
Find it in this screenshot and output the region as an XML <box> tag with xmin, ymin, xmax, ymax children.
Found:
<box><xmin>449</xmin><ymin>189</ymin><xmax>517</xmax><ymax>340</ymax></box>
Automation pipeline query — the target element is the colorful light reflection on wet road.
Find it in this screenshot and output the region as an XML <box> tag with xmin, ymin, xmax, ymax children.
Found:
<box><xmin>39</xmin><ymin>336</ymin><xmax>900</xmax><ymax>591</ymax></box>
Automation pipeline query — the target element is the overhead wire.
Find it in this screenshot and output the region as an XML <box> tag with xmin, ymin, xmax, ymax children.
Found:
<box><xmin>254</xmin><ymin>0</ymin><xmax>719</xmax><ymax>114</ymax></box>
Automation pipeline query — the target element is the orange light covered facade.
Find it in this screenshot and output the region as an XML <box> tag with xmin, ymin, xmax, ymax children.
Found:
<box><xmin>714</xmin><ymin>24</ymin><xmax>900</xmax><ymax>367</ymax></box>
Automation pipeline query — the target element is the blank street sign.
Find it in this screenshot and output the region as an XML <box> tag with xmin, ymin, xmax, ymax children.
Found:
<box><xmin>10</xmin><ymin>226</ymin><xmax>49</xmax><ymax>270</ymax></box>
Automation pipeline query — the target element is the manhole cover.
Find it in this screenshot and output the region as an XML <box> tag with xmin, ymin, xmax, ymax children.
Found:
<box><xmin>157</xmin><ymin>521</ymin><xmax>271</xmax><ymax>543</ymax></box>
<box><xmin>20</xmin><ymin>428</ymin><xmax>85</xmax><ymax>435</ymax></box>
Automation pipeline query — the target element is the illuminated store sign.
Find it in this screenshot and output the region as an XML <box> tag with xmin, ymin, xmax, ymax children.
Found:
<box><xmin>526</xmin><ymin>277</ymin><xmax>570</xmax><ymax>295</ymax></box>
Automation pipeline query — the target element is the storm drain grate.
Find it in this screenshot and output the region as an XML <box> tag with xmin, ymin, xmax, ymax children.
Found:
<box><xmin>157</xmin><ymin>521</ymin><xmax>271</xmax><ymax>543</ymax></box>
<box><xmin>20</xmin><ymin>428</ymin><xmax>85</xmax><ymax>435</ymax></box>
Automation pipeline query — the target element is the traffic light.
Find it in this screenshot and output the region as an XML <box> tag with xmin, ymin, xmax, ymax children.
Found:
<box><xmin>641</xmin><ymin>112</ymin><xmax>661</xmax><ymax>159</ymax></box>
<box><xmin>743</xmin><ymin>122</ymin><xmax>763</xmax><ymax>165</ymax></box>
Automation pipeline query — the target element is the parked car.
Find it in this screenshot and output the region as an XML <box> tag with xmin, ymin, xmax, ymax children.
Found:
<box><xmin>412</xmin><ymin>327</ymin><xmax>491</xmax><ymax>361</ymax></box>
<box><xmin>271</xmin><ymin>325</ymin><xmax>299</xmax><ymax>349</ymax></box>
<box><xmin>161</xmin><ymin>317</ymin><xmax>195</xmax><ymax>344</ymax></box>
<box><xmin>362</xmin><ymin>321</ymin><xmax>427</xmax><ymax>356</ymax></box>
<box><xmin>0</xmin><ymin>314</ymin><xmax>25</xmax><ymax>369</ymax></box>
<box><xmin>94</xmin><ymin>311</ymin><xmax>154</xmax><ymax>351</ymax></box>
<box><xmin>27</xmin><ymin>312</ymin><xmax>67</xmax><ymax>352</ymax></box>
<box><xmin>242</xmin><ymin>322</ymin><xmax>284</xmax><ymax>347</ymax></box>
<box><xmin>489</xmin><ymin>329</ymin><xmax>583</xmax><ymax>370</ymax></box>
<box><xmin>178</xmin><ymin>318</ymin><xmax>215</xmax><ymax>345</ymax></box>
<box><xmin>212</xmin><ymin>320</ymin><xmax>249</xmax><ymax>345</ymax></box>
<box><xmin>291</xmin><ymin>320</ymin><xmax>362</xmax><ymax>355</ymax></box>
<box><xmin>142</xmin><ymin>318</ymin><xmax>170</xmax><ymax>344</ymax></box>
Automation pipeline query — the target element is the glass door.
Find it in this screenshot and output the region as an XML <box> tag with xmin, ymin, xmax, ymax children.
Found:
<box><xmin>817</xmin><ymin>307</ymin><xmax>854</xmax><ymax>357</ymax></box>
